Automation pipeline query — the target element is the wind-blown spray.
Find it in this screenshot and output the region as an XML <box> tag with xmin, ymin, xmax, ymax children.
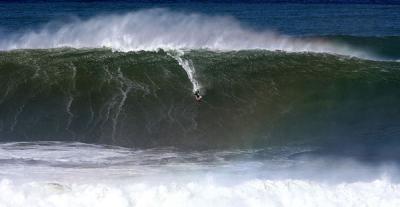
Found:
<box><xmin>0</xmin><ymin>9</ymin><xmax>372</xmax><ymax>59</ymax></box>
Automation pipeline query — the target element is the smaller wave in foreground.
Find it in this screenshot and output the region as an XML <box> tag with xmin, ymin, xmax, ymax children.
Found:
<box><xmin>0</xmin><ymin>142</ymin><xmax>399</xmax><ymax>207</ymax></box>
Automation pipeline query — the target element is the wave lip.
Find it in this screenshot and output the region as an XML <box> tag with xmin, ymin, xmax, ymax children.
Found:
<box><xmin>0</xmin><ymin>9</ymin><xmax>374</xmax><ymax>59</ymax></box>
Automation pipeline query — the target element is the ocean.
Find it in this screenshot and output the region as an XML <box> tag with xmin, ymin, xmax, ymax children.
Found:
<box><xmin>0</xmin><ymin>1</ymin><xmax>400</xmax><ymax>206</ymax></box>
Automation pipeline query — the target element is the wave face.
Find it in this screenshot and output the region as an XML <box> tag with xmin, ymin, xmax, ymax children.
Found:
<box><xmin>0</xmin><ymin>48</ymin><xmax>399</xmax><ymax>153</ymax></box>
<box><xmin>0</xmin><ymin>9</ymin><xmax>379</xmax><ymax>59</ymax></box>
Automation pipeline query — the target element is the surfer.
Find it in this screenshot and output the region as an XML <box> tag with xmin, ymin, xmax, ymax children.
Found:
<box><xmin>194</xmin><ymin>90</ymin><xmax>202</xmax><ymax>102</ymax></box>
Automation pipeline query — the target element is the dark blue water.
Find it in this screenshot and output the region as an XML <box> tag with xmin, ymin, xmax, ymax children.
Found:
<box><xmin>0</xmin><ymin>1</ymin><xmax>399</xmax><ymax>36</ymax></box>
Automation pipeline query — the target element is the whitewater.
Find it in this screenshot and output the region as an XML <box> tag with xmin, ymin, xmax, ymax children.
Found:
<box><xmin>0</xmin><ymin>142</ymin><xmax>399</xmax><ymax>207</ymax></box>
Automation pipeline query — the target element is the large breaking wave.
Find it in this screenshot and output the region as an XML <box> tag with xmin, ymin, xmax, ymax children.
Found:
<box><xmin>0</xmin><ymin>8</ymin><xmax>398</xmax><ymax>158</ymax></box>
<box><xmin>0</xmin><ymin>49</ymin><xmax>399</xmax><ymax>155</ymax></box>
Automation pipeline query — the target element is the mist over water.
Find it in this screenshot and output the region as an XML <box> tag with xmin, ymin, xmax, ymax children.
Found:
<box><xmin>0</xmin><ymin>9</ymin><xmax>375</xmax><ymax>59</ymax></box>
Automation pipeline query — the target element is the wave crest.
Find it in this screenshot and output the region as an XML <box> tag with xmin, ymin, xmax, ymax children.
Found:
<box><xmin>0</xmin><ymin>9</ymin><xmax>372</xmax><ymax>59</ymax></box>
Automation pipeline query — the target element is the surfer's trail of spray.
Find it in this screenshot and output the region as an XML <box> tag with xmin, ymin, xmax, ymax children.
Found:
<box><xmin>169</xmin><ymin>51</ymin><xmax>201</xmax><ymax>93</ymax></box>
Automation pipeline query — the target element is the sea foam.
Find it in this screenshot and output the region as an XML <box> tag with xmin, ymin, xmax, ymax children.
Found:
<box><xmin>0</xmin><ymin>142</ymin><xmax>399</xmax><ymax>207</ymax></box>
<box><xmin>0</xmin><ymin>178</ymin><xmax>399</xmax><ymax>207</ymax></box>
